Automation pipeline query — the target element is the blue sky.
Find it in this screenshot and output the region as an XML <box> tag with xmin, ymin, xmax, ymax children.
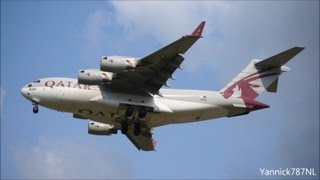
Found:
<box><xmin>1</xmin><ymin>1</ymin><xmax>319</xmax><ymax>179</ymax></box>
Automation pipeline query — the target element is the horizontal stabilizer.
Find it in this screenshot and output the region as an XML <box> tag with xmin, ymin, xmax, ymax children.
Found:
<box><xmin>266</xmin><ymin>78</ymin><xmax>278</xmax><ymax>93</ymax></box>
<box><xmin>255</xmin><ymin>47</ymin><xmax>304</xmax><ymax>70</ymax></box>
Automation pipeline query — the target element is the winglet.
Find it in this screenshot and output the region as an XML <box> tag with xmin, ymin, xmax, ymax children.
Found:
<box><xmin>189</xmin><ymin>21</ymin><xmax>206</xmax><ymax>38</ymax></box>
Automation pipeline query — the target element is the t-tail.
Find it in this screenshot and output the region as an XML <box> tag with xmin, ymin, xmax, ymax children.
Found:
<box><xmin>220</xmin><ymin>47</ymin><xmax>304</xmax><ymax>113</ymax></box>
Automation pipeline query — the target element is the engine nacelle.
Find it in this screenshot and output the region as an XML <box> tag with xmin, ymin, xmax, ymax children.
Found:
<box><xmin>88</xmin><ymin>121</ymin><xmax>116</xmax><ymax>135</ymax></box>
<box><xmin>100</xmin><ymin>56</ymin><xmax>137</xmax><ymax>72</ymax></box>
<box><xmin>78</xmin><ymin>69</ymin><xmax>113</xmax><ymax>85</ymax></box>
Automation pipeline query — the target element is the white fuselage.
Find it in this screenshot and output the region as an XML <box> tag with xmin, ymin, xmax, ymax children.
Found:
<box><xmin>21</xmin><ymin>77</ymin><xmax>249</xmax><ymax>128</ymax></box>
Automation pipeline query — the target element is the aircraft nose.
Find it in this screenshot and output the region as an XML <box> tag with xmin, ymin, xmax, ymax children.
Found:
<box><xmin>21</xmin><ymin>88</ymin><xmax>27</xmax><ymax>97</ymax></box>
<box><xmin>21</xmin><ymin>87</ymin><xmax>30</xmax><ymax>100</ymax></box>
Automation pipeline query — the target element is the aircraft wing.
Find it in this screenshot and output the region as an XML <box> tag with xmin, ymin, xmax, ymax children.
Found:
<box><xmin>126</xmin><ymin>129</ymin><xmax>156</xmax><ymax>151</ymax></box>
<box><xmin>109</xmin><ymin>21</ymin><xmax>206</xmax><ymax>95</ymax></box>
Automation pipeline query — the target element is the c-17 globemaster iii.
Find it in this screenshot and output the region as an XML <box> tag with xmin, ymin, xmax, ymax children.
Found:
<box><xmin>21</xmin><ymin>21</ymin><xmax>304</xmax><ymax>151</ymax></box>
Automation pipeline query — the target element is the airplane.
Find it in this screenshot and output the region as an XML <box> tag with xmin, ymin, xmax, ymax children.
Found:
<box><xmin>21</xmin><ymin>21</ymin><xmax>304</xmax><ymax>151</ymax></box>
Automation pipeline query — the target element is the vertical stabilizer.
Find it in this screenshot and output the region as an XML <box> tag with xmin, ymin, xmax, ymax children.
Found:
<box><xmin>220</xmin><ymin>47</ymin><xmax>304</xmax><ymax>99</ymax></box>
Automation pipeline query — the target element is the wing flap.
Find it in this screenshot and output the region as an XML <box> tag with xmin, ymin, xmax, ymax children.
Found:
<box><xmin>126</xmin><ymin>130</ymin><xmax>156</xmax><ymax>151</ymax></box>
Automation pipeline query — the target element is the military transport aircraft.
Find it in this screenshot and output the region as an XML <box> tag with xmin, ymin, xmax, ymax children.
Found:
<box><xmin>21</xmin><ymin>21</ymin><xmax>304</xmax><ymax>151</ymax></box>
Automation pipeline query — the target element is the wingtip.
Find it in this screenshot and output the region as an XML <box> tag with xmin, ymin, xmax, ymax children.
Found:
<box><xmin>296</xmin><ymin>46</ymin><xmax>305</xmax><ymax>51</ymax></box>
<box><xmin>292</xmin><ymin>46</ymin><xmax>305</xmax><ymax>54</ymax></box>
<box><xmin>189</xmin><ymin>21</ymin><xmax>206</xmax><ymax>37</ymax></box>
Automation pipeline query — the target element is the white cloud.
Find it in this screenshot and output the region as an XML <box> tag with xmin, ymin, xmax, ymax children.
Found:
<box><xmin>109</xmin><ymin>1</ymin><xmax>233</xmax><ymax>78</ymax></box>
<box><xmin>110</xmin><ymin>1</ymin><xmax>318</xmax><ymax>84</ymax></box>
<box><xmin>13</xmin><ymin>136</ymin><xmax>132</xmax><ymax>179</ymax></box>
<box><xmin>111</xmin><ymin>1</ymin><xmax>229</xmax><ymax>43</ymax></box>
<box><xmin>80</xmin><ymin>9</ymin><xmax>115</xmax><ymax>66</ymax></box>
<box><xmin>84</xmin><ymin>10</ymin><xmax>112</xmax><ymax>48</ymax></box>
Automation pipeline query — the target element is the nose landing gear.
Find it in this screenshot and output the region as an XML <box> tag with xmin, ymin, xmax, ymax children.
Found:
<box><xmin>32</xmin><ymin>102</ymin><xmax>39</xmax><ymax>114</ymax></box>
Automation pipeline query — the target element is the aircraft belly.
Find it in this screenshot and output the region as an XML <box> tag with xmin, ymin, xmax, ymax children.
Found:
<box><xmin>38</xmin><ymin>87</ymin><xmax>229</xmax><ymax>128</ymax></box>
<box><xmin>150</xmin><ymin>99</ymin><xmax>228</xmax><ymax>127</ymax></box>
<box><xmin>40</xmin><ymin>87</ymin><xmax>102</xmax><ymax>112</ymax></box>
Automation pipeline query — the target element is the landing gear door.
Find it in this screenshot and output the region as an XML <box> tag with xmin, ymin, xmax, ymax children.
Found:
<box><xmin>153</xmin><ymin>98</ymin><xmax>173</xmax><ymax>113</ymax></box>
<box><xmin>116</xmin><ymin>94</ymin><xmax>155</xmax><ymax>116</ymax></box>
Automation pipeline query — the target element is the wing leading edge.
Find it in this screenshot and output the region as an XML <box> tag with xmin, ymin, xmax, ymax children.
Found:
<box><xmin>109</xmin><ymin>21</ymin><xmax>206</xmax><ymax>95</ymax></box>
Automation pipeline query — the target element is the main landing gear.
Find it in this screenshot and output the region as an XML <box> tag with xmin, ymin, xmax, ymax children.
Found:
<box><xmin>121</xmin><ymin>107</ymin><xmax>147</xmax><ymax>136</ymax></box>
<box><xmin>138</xmin><ymin>109</ymin><xmax>147</xmax><ymax>119</ymax></box>
<box><xmin>133</xmin><ymin>122</ymin><xmax>141</xmax><ymax>136</ymax></box>
<box><xmin>121</xmin><ymin>121</ymin><xmax>128</xmax><ymax>134</ymax></box>
<box><xmin>120</xmin><ymin>106</ymin><xmax>133</xmax><ymax>134</ymax></box>
<box><xmin>32</xmin><ymin>102</ymin><xmax>39</xmax><ymax>114</ymax></box>
<box><xmin>120</xmin><ymin>121</ymin><xmax>141</xmax><ymax>136</ymax></box>
<box><xmin>125</xmin><ymin>106</ymin><xmax>134</xmax><ymax>117</ymax></box>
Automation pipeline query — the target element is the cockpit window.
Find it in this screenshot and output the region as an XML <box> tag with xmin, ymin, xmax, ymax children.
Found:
<box><xmin>33</xmin><ymin>80</ymin><xmax>41</xmax><ymax>83</ymax></box>
<box><xmin>28</xmin><ymin>84</ymin><xmax>32</xmax><ymax>87</ymax></box>
<box><xmin>80</xmin><ymin>70</ymin><xmax>85</xmax><ymax>73</ymax></box>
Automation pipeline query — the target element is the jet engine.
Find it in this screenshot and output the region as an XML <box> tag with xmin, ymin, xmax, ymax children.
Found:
<box><xmin>88</xmin><ymin>121</ymin><xmax>116</xmax><ymax>135</ymax></box>
<box><xmin>100</xmin><ymin>56</ymin><xmax>137</xmax><ymax>72</ymax></box>
<box><xmin>78</xmin><ymin>69</ymin><xmax>113</xmax><ymax>85</ymax></box>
